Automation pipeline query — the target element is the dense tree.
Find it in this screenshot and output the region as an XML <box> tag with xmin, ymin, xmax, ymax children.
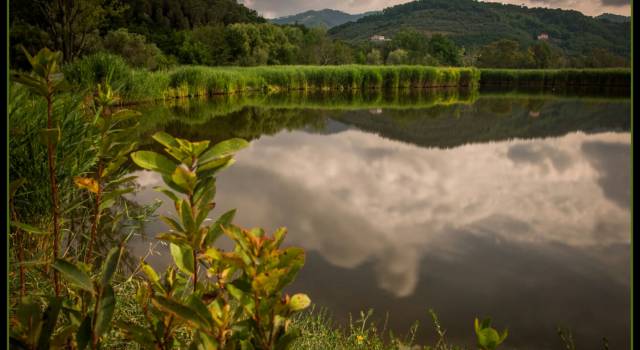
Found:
<box><xmin>366</xmin><ymin>49</ymin><xmax>383</xmax><ymax>65</ymax></box>
<box><xmin>102</xmin><ymin>28</ymin><xmax>170</xmax><ymax>69</ymax></box>
<box><xmin>10</xmin><ymin>0</ymin><xmax>125</xmax><ymax>63</ymax></box>
<box><xmin>327</xmin><ymin>0</ymin><xmax>630</xmax><ymax>62</ymax></box>
<box><xmin>477</xmin><ymin>39</ymin><xmax>533</xmax><ymax>68</ymax></box>
<box><xmin>386</xmin><ymin>49</ymin><xmax>409</xmax><ymax>65</ymax></box>
<box><xmin>427</xmin><ymin>34</ymin><xmax>462</xmax><ymax>66</ymax></box>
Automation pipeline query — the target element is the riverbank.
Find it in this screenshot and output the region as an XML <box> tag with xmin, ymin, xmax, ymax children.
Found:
<box><xmin>62</xmin><ymin>54</ymin><xmax>630</xmax><ymax>105</ymax></box>
<box><xmin>479</xmin><ymin>68</ymin><xmax>630</xmax><ymax>87</ymax></box>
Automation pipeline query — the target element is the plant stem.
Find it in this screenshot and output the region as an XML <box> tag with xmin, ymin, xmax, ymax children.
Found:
<box><xmin>85</xmin><ymin>161</ymin><xmax>103</xmax><ymax>264</ymax></box>
<box><xmin>46</xmin><ymin>91</ymin><xmax>61</xmax><ymax>297</ymax></box>
<box><xmin>189</xmin><ymin>193</ymin><xmax>198</xmax><ymax>293</ymax></box>
<box><xmin>193</xmin><ymin>248</ymin><xmax>198</xmax><ymax>293</ymax></box>
<box><xmin>10</xmin><ymin>200</ymin><xmax>25</xmax><ymax>298</ymax></box>
<box><xmin>91</xmin><ymin>287</ymin><xmax>103</xmax><ymax>349</ymax></box>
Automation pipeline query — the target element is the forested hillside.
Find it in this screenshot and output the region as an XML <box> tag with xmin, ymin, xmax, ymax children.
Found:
<box><xmin>9</xmin><ymin>0</ymin><xmax>630</xmax><ymax>69</ymax></box>
<box><xmin>9</xmin><ymin>0</ymin><xmax>264</xmax><ymax>67</ymax></box>
<box><xmin>272</xmin><ymin>9</ymin><xmax>376</xmax><ymax>29</ymax></box>
<box><xmin>328</xmin><ymin>0</ymin><xmax>630</xmax><ymax>57</ymax></box>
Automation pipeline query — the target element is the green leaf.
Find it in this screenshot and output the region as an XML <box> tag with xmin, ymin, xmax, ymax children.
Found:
<box><xmin>9</xmin><ymin>178</ymin><xmax>26</xmax><ymax>198</ymax></box>
<box><xmin>157</xmin><ymin>232</ymin><xmax>190</xmax><ymax>246</ymax></box>
<box><xmin>111</xmin><ymin>109</ymin><xmax>141</xmax><ymax>121</ymax></box>
<box><xmin>52</xmin><ymin>260</ymin><xmax>93</xmax><ymax>292</ymax></box>
<box><xmin>152</xmin><ymin>131</ymin><xmax>181</xmax><ymax>150</ymax></box>
<box><xmin>226</xmin><ymin>283</ymin><xmax>255</xmax><ymax>313</ymax></box>
<box><xmin>197</xmin><ymin>155</ymin><xmax>233</xmax><ymax>174</ymax></box>
<box><xmin>35</xmin><ymin>297</ymin><xmax>62</xmax><ymax>350</ymax></box>
<box><xmin>481</xmin><ymin>318</ymin><xmax>492</xmax><ymax>329</ymax></box>
<box><xmin>10</xmin><ymin>221</ymin><xmax>48</xmax><ymax>235</ymax></box>
<box><xmin>140</xmin><ymin>262</ymin><xmax>165</xmax><ymax>293</ymax></box>
<box><xmin>100</xmin><ymin>246</ymin><xmax>122</xmax><ymax>287</ymax></box>
<box><xmin>76</xmin><ymin>315</ymin><xmax>92</xmax><ymax>350</ymax></box>
<box><xmin>275</xmin><ymin>328</ymin><xmax>301</xmax><ymax>350</ymax></box>
<box><xmin>115</xmin><ymin>321</ymin><xmax>155</xmax><ymax>347</ymax></box>
<box><xmin>288</xmin><ymin>293</ymin><xmax>311</xmax><ymax>312</ymax></box>
<box><xmin>185</xmin><ymin>295</ymin><xmax>215</xmax><ymax>329</ymax></box>
<box><xmin>130</xmin><ymin>151</ymin><xmax>177</xmax><ymax>175</ymax></box>
<box><xmin>160</xmin><ymin>216</ymin><xmax>185</xmax><ymax>233</ymax></box>
<box><xmin>38</xmin><ymin>128</ymin><xmax>61</xmax><ymax>147</ymax></box>
<box><xmin>101</xmin><ymin>157</ymin><xmax>128</xmax><ymax>178</ymax></box>
<box><xmin>499</xmin><ymin>328</ymin><xmax>508</xmax><ymax>343</ymax></box>
<box><xmin>151</xmin><ymin>295</ymin><xmax>211</xmax><ymax>330</ymax></box>
<box><xmin>170</xmin><ymin>243</ymin><xmax>194</xmax><ymax>275</ymax></box>
<box><xmin>272</xmin><ymin>227</ymin><xmax>287</xmax><ymax>248</ymax></box>
<box><xmin>162</xmin><ymin>174</ymin><xmax>189</xmax><ymax>194</ymax></box>
<box><xmin>205</xmin><ymin>209</ymin><xmax>236</xmax><ymax>246</ymax></box>
<box><xmin>171</xmin><ymin>166</ymin><xmax>196</xmax><ymax>193</ymax></box>
<box><xmin>200</xmin><ymin>138</ymin><xmax>249</xmax><ymax>164</ymax></box>
<box><xmin>154</xmin><ymin>187</ymin><xmax>180</xmax><ymax>203</ymax></box>
<box><xmin>191</xmin><ymin>141</ymin><xmax>211</xmax><ymax>157</ymax></box>
<box><xmin>477</xmin><ymin>328</ymin><xmax>501</xmax><ymax>350</ymax></box>
<box><xmin>94</xmin><ymin>285</ymin><xmax>116</xmax><ymax>337</ymax></box>
<box><xmin>197</xmin><ymin>331</ymin><xmax>220</xmax><ymax>349</ymax></box>
<box><xmin>11</xmin><ymin>72</ymin><xmax>47</xmax><ymax>96</ymax></box>
<box><xmin>179</xmin><ymin>200</ymin><xmax>196</xmax><ymax>234</ymax></box>
<box><xmin>101</xmin><ymin>188</ymin><xmax>134</xmax><ymax>203</ymax></box>
<box><xmin>98</xmin><ymin>198</ymin><xmax>116</xmax><ymax>212</ymax></box>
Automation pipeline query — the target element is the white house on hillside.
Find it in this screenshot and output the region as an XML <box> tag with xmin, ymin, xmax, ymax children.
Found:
<box><xmin>537</xmin><ymin>33</ymin><xmax>549</xmax><ymax>40</ymax></box>
<box><xmin>370</xmin><ymin>35</ymin><xmax>389</xmax><ymax>41</ymax></box>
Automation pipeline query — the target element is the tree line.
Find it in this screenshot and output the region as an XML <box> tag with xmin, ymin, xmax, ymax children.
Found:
<box><xmin>9</xmin><ymin>0</ymin><xmax>629</xmax><ymax>70</ymax></box>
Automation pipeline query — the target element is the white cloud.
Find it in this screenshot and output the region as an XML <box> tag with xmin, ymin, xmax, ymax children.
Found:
<box><xmin>128</xmin><ymin>129</ymin><xmax>630</xmax><ymax>298</ymax></box>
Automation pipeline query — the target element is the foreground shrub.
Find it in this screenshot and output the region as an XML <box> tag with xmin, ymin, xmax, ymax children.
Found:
<box><xmin>127</xmin><ymin>132</ymin><xmax>310</xmax><ymax>349</ymax></box>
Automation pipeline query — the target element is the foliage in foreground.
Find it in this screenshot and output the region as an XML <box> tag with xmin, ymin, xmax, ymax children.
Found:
<box><xmin>8</xmin><ymin>47</ymin><xmax>571</xmax><ymax>350</ymax></box>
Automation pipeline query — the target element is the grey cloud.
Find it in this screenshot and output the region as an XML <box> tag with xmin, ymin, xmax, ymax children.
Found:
<box><xmin>582</xmin><ymin>141</ymin><xmax>630</xmax><ymax>209</ymax></box>
<box><xmin>506</xmin><ymin>143</ymin><xmax>573</xmax><ymax>174</ymax></box>
<box><xmin>600</xmin><ymin>0</ymin><xmax>630</xmax><ymax>6</ymax></box>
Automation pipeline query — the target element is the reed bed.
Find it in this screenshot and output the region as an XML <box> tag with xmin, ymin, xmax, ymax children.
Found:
<box><xmin>479</xmin><ymin>68</ymin><xmax>630</xmax><ymax>87</ymax></box>
<box><xmin>62</xmin><ymin>54</ymin><xmax>630</xmax><ymax>105</ymax></box>
<box><xmin>63</xmin><ymin>54</ymin><xmax>481</xmax><ymax>103</ymax></box>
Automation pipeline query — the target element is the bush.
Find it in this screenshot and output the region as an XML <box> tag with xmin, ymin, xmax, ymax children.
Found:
<box><xmin>103</xmin><ymin>28</ymin><xmax>171</xmax><ymax>70</ymax></box>
<box><xmin>63</xmin><ymin>52</ymin><xmax>131</xmax><ymax>88</ymax></box>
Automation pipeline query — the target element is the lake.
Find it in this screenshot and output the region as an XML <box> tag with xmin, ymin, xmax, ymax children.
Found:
<box><xmin>126</xmin><ymin>89</ymin><xmax>630</xmax><ymax>349</ymax></box>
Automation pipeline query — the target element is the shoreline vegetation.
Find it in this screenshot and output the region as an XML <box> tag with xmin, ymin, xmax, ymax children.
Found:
<box><xmin>9</xmin><ymin>48</ymin><xmax>627</xmax><ymax>350</ymax></box>
<box><xmin>61</xmin><ymin>54</ymin><xmax>630</xmax><ymax>105</ymax></box>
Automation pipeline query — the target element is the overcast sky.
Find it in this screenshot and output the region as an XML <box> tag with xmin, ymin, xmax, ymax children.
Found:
<box><xmin>239</xmin><ymin>0</ymin><xmax>630</xmax><ymax>19</ymax></box>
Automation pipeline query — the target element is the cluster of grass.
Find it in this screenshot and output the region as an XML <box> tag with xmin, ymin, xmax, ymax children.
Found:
<box><xmin>63</xmin><ymin>53</ymin><xmax>481</xmax><ymax>103</ymax></box>
<box><xmin>479</xmin><ymin>68</ymin><xmax>630</xmax><ymax>87</ymax></box>
<box><xmin>62</xmin><ymin>54</ymin><xmax>630</xmax><ymax>105</ymax></box>
<box><xmin>102</xmin><ymin>277</ymin><xmax>463</xmax><ymax>350</ymax></box>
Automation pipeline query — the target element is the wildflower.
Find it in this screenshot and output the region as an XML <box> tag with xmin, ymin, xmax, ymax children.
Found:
<box><xmin>356</xmin><ymin>335</ymin><xmax>364</xmax><ymax>344</ymax></box>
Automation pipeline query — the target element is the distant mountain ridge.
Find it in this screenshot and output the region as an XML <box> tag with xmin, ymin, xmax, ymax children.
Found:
<box><xmin>326</xmin><ymin>0</ymin><xmax>630</xmax><ymax>57</ymax></box>
<box><xmin>595</xmin><ymin>13</ymin><xmax>631</xmax><ymax>23</ymax></box>
<box><xmin>272</xmin><ymin>9</ymin><xmax>379</xmax><ymax>29</ymax></box>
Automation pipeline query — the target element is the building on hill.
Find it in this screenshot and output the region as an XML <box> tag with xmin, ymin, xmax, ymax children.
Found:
<box><xmin>537</xmin><ymin>33</ymin><xmax>549</xmax><ymax>40</ymax></box>
<box><xmin>370</xmin><ymin>35</ymin><xmax>389</xmax><ymax>41</ymax></box>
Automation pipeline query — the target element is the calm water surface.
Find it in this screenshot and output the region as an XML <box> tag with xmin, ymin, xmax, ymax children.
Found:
<box><xmin>128</xmin><ymin>91</ymin><xmax>630</xmax><ymax>349</ymax></box>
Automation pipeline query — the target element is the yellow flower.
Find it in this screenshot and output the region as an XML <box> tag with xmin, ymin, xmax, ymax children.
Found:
<box><xmin>356</xmin><ymin>335</ymin><xmax>364</xmax><ymax>344</ymax></box>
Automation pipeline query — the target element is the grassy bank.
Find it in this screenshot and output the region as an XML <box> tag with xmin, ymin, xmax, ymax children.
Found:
<box><xmin>63</xmin><ymin>54</ymin><xmax>481</xmax><ymax>103</ymax></box>
<box><xmin>61</xmin><ymin>54</ymin><xmax>630</xmax><ymax>104</ymax></box>
<box><xmin>479</xmin><ymin>68</ymin><xmax>630</xmax><ymax>87</ymax></box>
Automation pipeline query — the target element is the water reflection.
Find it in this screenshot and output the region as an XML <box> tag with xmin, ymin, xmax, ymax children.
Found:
<box><xmin>128</xmin><ymin>95</ymin><xmax>630</xmax><ymax>349</ymax></box>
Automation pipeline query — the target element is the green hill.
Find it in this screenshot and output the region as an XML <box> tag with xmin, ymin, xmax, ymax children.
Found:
<box><xmin>595</xmin><ymin>13</ymin><xmax>631</xmax><ymax>23</ymax></box>
<box><xmin>327</xmin><ymin>0</ymin><xmax>630</xmax><ymax>57</ymax></box>
<box><xmin>271</xmin><ymin>9</ymin><xmax>378</xmax><ymax>29</ymax></box>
